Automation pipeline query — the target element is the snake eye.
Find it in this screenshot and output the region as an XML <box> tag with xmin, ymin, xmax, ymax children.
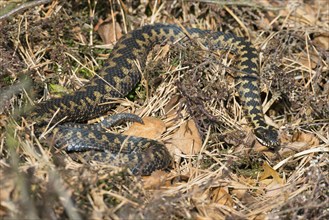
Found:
<box><xmin>254</xmin><ymin>127</ymin><xmax>280</xmax><ymax>149</ymax></box>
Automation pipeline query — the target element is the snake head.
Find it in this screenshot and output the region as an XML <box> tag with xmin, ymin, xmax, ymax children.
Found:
<box><xmin>254</xmin><ymin>126</ymin><xmax>280</xmax><ymax>149</ymax></box>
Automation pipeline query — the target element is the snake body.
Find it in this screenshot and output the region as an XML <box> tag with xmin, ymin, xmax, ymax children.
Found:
<box><xmin>29</xmin><ymin>24</ymin><xmax>279</xmax><ymax>175</ymax></box>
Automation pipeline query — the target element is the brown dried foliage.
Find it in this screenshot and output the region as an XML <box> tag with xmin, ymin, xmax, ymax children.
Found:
<box><xmin>0</xmin><ymin>0</ymin><xmax>328</xmax><ymax>219</ymax></box>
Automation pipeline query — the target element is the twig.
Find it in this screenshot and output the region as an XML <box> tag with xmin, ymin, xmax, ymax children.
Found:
<box><xmin>0</xmin><ymin>0</ymin><xmax>52</xmax><ymax>21</ymax></box>
<box><xmin>189</xmin><ymin>0</ymin><xmax>283</xmax><ymax>11</ymax></box>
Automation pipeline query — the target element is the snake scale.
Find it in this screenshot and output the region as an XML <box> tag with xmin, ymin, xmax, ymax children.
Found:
<box><xmin>28</xmin><ymin>24</ymin><xmax>279</xmax><ymax>175</ymax></box>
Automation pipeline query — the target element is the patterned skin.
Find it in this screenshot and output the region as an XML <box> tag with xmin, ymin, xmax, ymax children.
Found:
<box><xmin>28</xmin><ymin>24</ymin><xmax>279</xmax><ymax>175</ymax></box>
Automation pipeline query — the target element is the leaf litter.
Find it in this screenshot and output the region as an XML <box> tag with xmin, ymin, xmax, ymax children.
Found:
<box><xmin>0</xmin><ymin>0</ymin><xmax>328</xmax><ymax>219</ymax></box>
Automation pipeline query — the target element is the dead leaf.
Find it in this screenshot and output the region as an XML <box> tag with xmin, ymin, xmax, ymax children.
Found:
<box><xmin>142</xmin><ymin>170</ymin><xmax>168</xmax><ymax>189</ymax></box>
<box><xmin>254</xmin><ymin>214</ymin><xmax>267</xmax><ymax>220</ymax></box>
<box><xmin>211</xmin><ymin>187</ymin><xmax>233</xmax><ymax>207</ymax></box>
<box><xmin>0</xmin><ymin>172</ymin><xmax>16</xmax><ymax>202</ymax></box>
<box><xmin>91</xmin><ymin>189</ymin><xmax>106</xmax><ymax>208</ymax></box>
<box><xmin>163</xmin><ymin>95</ymin><xmax>180</xmax><ymax>115</ymax></box>
<box><xmin>195</xmin><ymin>215</ymin><xmax>213</xmax><ymax>220</ymax></box>
<box><xmin>295</xmin><ymin>5</ymin><xmax>317</xmax><ymax>24</ymax></box>
<box><xmin>154</xmin><ymin>44</ymin><xmax>171</xmax><ymax>61</ymax></box>
<box><xmin>292</xmin><ymin>132</ymin><xmax>320</xmax><ymax>147</ymax></box>
<box><xmin>263</xmin><ymin>179</ymin><xmax>285</xmax><ymax>197</ymax></box>
<box><xmin>191</xmin><ymin>185</ymin><xmax>209</xmax><ymax>203</ymax></box>
<box><xmin>95</xmin><ymin>17</ymin><xmax>122</xmax><ymax>44</ymax></box>
<box><xmin>123</xmin><ymin>116</ymin><xmax>166</xmax><ymax>139</ymax></box>
<box><xmin>259</xmin><ymin>162</ymin><xmax>284</xmax><ymax>185</ymax></box>
<box><xmin>0</xmin><ymin>114</ymin><xmax>8</xmax><ymax>129</ymax></box>
<box><xmin>166</xmin><ymin>144</ymin><xmax>182</xmax><ymax>165</ymax></box>
<box><xmin>298</xmin><ymin>53</ymin><xmax>317</xmax><ymax>69</ymax></box>
<box><xmin>0</xmin><ymin>171</ymin><xmax>17</xmax><ymax>217</ymax></box>
<box><xmin>273</xmin><ymin>131</ymin><xmax>320</xmax><ymax>158</ymax></box>
<box><xmin>314</xmin><ymin>35</ymin><xmax>329</xmax><ymax>50</ymax></box>
<box><xmin>169</xmin><ymin>120</ymin><xmax>202</xmax><ymax>155</ymax></box>
<box><xmin>256</xmin><ymin>17</ymin><xmax>270</xmax><ymax>30</ymax></box>
<box><xmin>262</xmin><ymin>131</ymin><xmax>320</xmax><ymax>160</ymax></box>
<box><xmin>230</xmin><ymin>177</ymin><xmax>256</xmax><ymax>199</ymax></box>
<box><xmin>258</xmin><ymin>163</ymin><xmax>286</xmax><ymax>197</ymax></box>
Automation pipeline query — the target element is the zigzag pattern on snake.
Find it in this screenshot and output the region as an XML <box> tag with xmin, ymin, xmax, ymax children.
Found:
<box><xmin>28</xmin><ymin>23</ymin><xmax>279</xmax><ymax>175</ymax></box>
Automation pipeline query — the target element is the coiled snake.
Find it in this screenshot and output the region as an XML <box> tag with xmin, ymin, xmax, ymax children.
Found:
<box><xmin>28</xmin><ymin>24</ymin><xmax>279</xmax><ymax>175</ymax></box>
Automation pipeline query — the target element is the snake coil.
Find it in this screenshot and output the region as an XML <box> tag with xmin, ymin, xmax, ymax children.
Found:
<box><xmin>28</xmin><ymin>24</ymin><xmax>279</xmax><ymax>175</ymax></box>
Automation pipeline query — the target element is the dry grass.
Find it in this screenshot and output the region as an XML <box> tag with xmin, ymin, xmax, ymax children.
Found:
<box><xmin>1</xmin><ymin>0</ymin><xmax>328</xmax><ymax>219</ymax></box>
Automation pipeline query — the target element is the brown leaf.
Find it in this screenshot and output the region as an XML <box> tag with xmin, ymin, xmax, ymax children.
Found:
<box><xmin>262</xmin><ymin>178</ymin><xmax>285</xmax><ymax>197</ymax></box>
<box><xmin>90</xmin><ymin>189</ymin><xmax>107</xmax><ymax>219</ymax></box>
<box><xmin>191</xmin><ymin>185</ymin><xmax>209</xmax><ymax>202</ymax></box>
<box><xmin>298</xmin><ymin>53</ymin><xmax>317</xmax><ymax>69</ymax></box>
<box><xmin>258</xmin><ymin>163</ymin><xmax>286</xmax><ymax>198</ymax></box>
<box><xmin>169</xmin><ymin>120</ymin><xmax>202</xmax><ymax>155</ymax></box>
<box><xmin>230</xmin><ymin>177</ymin><xmax>256</xmax><ymax>199</ymax></box>
<box><xmin>292</xmin><ymin>132</ymin><xmax>320</xmax><ymax>147</ymax></box>
<box><xmin>211</xmin><ymin>187</ymin><xmax>233</xmax><ymax>207</ymax></box>
<box><xmin>154</xmin><ymin>44</ymin><xmax>171</xmax><ymax>61</ymax></box>
<box><xmin>314</xmin><ymin>35</ymin><xmax>329</xmax><ymax>50</ymax></box>
<box><xmin>259</xmin><ymin>162</ymin><xmax>284</xmax><ymax>185</ymax></box>
<box><xmin>262</xmin><ymin>131</ymin><xmax>320</xmax><ymax>159</ymax></box>
<box><xmin>0</xmin><ymin>114</ymin><xmax>8</xmax><ymax>129</ymax></box>
<box><xmin>142</xmin><ymin>170</ymin><xmax>168</xmax><ymax>189</ymax></box>
<box><xmin>95</xmin><ymin>18</ymin><xmax>122</xmax><ymax>44</ymax></box>
<box><xmin>0</xmin><ymin>171</ymin><xmax>17</xmax><ymax>217</ymax></box>
<box><xmin>123</xmin><ymin>116</ymin><xmax>166</xmax><ymax>139</ymax></box>
<box><xmin>163</xmin><ymin>95</ymin><xmax>180</xmax><ymax>115</ymax></box>
<box><xmin>295</xmin><ymin>5</ymin><xmax>317</xmax><ymax>24</ymax></box>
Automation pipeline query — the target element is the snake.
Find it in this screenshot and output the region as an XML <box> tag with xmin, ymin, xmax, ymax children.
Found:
<box><xmin>27</xmin><ymin>23</ymin><xmax>279</xmax><ymax>175</ymax></box>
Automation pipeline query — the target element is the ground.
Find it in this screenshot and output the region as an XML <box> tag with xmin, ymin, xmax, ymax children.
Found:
<box><xmin>0</xmin><ymin>0</ymin><xmax>328</xmax><ymax>219</ymax></box>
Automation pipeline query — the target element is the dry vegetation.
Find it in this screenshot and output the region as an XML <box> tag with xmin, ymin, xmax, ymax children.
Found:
<box><xmin>0</xmin><ymin>0</ymin><xmax>328</xmax><ymax>219</ymax></box>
